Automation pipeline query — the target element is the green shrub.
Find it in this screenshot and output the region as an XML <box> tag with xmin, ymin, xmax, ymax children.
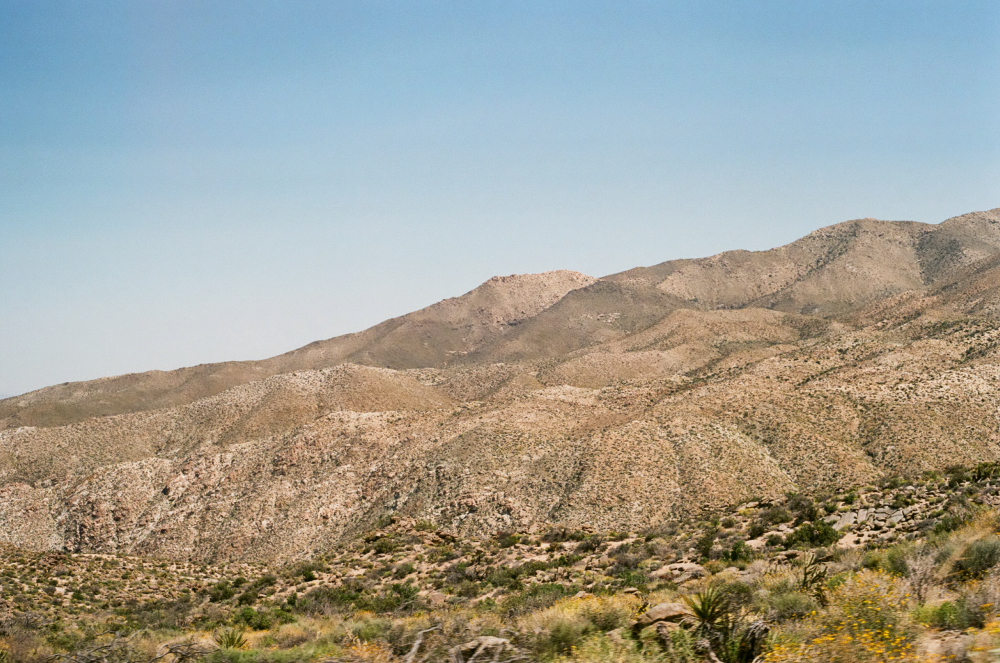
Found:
<box><xmin>765</xmin><ymin>591</ymin><xmax>819</xmax><ymax>621</ymax></box>
<box><xmin>695</xmin><ymin>528</ymin><xmax>719</xmax><ymax>560</ymax></box>
<box><xmin>786</xmin><ymin>494</ymin><xmax>818</xmax><ymax>523</ymax></box>
<box><xmin>576</xmin><ymin>536</ymin><xmax>603</xmax><ymax>554</ymax></box>
<box><xmin>352</xmin><ymin>617</ymin><xmax>392</xmax><ymax>642</ymax></box>
<box><xmin>914</xmin><ymin>598</ymin><xmax>984</xmax><ymax>630</ymax></box>
<box><xmin>500</xmin><ymin>583</ymin><xmax>573</xmax><ymax>616</ymax></box>
<box><xmin>233</xmin><ymin>607</ymin><xmax>274</xmax><ymax>630</ymax></box>
<box><xmin>209</xmin><ymin>581</ymin><xmax>236</xmax><ymax>602</ymax></box>
<box><xmin>534</xmin><ymin>616</ymin><xmax>589</xmax><ymax>658</ymax></box>
<box><xmin>393</xmin><ymin>562</ymin><xmax>416</xmax><ymax>579</ymax></box>
<box><xmin>372</xmin><ymin>537</ymin><xmax>398</xmax><ymax>554</ymax></box>
<box><xmin>236</xmin><ymin>589</ymin><xmax>258</xmax><ymax>606</ymax></box>
<box><xmin>496</xmin><ymin>532</ymin><xmax>521</xmax><ymax>548</ymax></box>
<box><xmin>784</xmin><ymin>520</ymin><xmax>840</xmax><ymax>548</ymax></box>
<box><xmin>726</xmin><ymin>540</ymin><xmax>753</xmax><ymax>563</ymax></box>
<box><xmin>934</xmin><ymin>513</ymin><xmax>971</xmax><ymax>534</ymax></box>
<box><xmin>954</xmin><ymin>536</ymin><xmax>1000</xmax><ymax>579</ymax></box>
<box><xmin>761</xmin><ymin>506</ymin><xmax>793</xmax><ymax>525</ymax></box>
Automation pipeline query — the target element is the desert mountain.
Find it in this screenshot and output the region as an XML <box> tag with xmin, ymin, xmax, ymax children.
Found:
<box><xmin>3</xmin><ymin>207</ymin><xmax>1000</xmax><ymax>563</ymax></box>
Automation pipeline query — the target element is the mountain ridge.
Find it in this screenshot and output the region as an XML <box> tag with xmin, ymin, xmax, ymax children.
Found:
<box><xmin>3</xmin><ymin>207</ymin><xmax>1000</xmax><ymax>563</ymax></box>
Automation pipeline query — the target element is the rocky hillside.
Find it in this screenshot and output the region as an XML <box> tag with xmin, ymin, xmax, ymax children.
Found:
<box><xmin>5</xmin><ymin>466</ymin><xmax>1000</xmax><ymax>663</ymax></box>
<box><xmin>3</xmin><ymin>208</ymin><xmax>1000</xmax><ymax>563</ymax></box>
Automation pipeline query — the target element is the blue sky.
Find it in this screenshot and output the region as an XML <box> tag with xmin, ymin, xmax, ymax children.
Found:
<box><xmin>1</xmin><ymin>1</ymin><xmax>999</xmax><ymax>396</ymax></box>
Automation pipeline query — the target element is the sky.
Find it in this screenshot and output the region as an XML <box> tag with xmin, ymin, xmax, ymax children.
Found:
<box><xmin>1</xmin><ymin>1</ymin><xmax>999</xmax><ymax>397</ymax></box>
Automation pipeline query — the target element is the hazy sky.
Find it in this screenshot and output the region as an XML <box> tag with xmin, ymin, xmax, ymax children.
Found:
<box><xmin>2</xmin><ymin>1</ymin><xmax>999</xmax><ymax>397</ymax></box>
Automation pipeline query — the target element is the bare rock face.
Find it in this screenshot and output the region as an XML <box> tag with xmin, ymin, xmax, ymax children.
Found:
<box><xmin>5</xmin><ymin>208</ymin><xmax>1000</xmax><ymax>562</ymax></box>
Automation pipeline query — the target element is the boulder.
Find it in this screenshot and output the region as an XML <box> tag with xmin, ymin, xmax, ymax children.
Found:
<box><xmin>631</xmin><ymin>601</ymin><xmax>691</xmax><ymax>636</ymax></box>
<box><xmin>651</xmin><ymin>561</ymin><xmax>709</xmax><ymax>584</ymax></box>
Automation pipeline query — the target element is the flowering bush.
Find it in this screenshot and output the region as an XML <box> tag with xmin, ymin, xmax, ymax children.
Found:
<box><xmin>763</xmin><ymin>570</ymin><xmax>917</xmax><ymax>662</ymax></box>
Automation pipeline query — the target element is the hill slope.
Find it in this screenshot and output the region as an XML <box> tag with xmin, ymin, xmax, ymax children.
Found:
<box><xmin>3</xmin><ymin>208</ymin><xmax>1000</xmax><ymax>562</ymax></box>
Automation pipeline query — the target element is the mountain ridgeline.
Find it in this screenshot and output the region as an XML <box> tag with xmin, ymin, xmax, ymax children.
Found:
<box><xmin>3</xmin><ymin>208</ymin><xmax>1000</xmax><ymax>563</ymax></box>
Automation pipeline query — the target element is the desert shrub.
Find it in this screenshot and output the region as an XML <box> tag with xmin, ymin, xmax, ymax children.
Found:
<box><xmin>486</xmin><ymin>560</ymin><xmax>548</xmax><ymax>589</ymax></box>
<box><xmin>882</xmin><ymin>544</ymin><xmax>912</xmax><ymax>576</ymax></box>
<box><xmin>392</xmin><ymin>563</ymin><xmax>415</xmax><ymax>580</ymax></box>
<box><xmin>495</xmin><ymin>532</ymin><xmax>521</xmax><ymax>548</ymax></box>
<box><xmin>760</xmin><ymin>506</ymin><xmax>792</xmax><ymax>525</ymax></box>
<box><xmin>370</xmin><ymin>537</ymin><xmax>398</xmax><ymax>555</ymax></box>
<box><xmin>270</xmin><ymin>623</ymin><xmax>317</xmax><ymax>649</ymax></box>
<box><xmin>726</xmin><ymin>541</ymin><xmax>753</xmax><ymax>564</ymax></box>
<box><xmin>114</xmin><ymin>596</ymin><xmax>195</xmax><ymax>630</ymax></box>
<box><xmin>783</xmin><ymin>520</ymin><xmax>840</xmax><ymax>548</ymax></box>
<box><xmin>954</xmin><ymin>536</ymin><xmax>1000</xmax><ymax>579</ymax></box>
<box><xmin>913</xmin><ymin>598</ymin><xmax>984</xmax><ymax>630</ymax></box>
<box><xmin>747</xmin><ymin>522</ymin><xmax>767</xmax><ymax>539</ymax></box>
<box><xmin>209</xmin><ymin>581</ymin><xmax>237</xmax><ymax>602</ymax></box>
<box><xmin>536</xmin><ymin>616</ymin><xmax>590</xmax><ymax>658</ymax></box>
<box><xmin>542</xmin><ymin>527</ymin><xmax>587</xmax><ymax>543</ymax></box>
<box><xmin>351</xmin><ymin>616</ymin><xmax>392</xmax><ymax>643</ymax></box>
<box><xmin>575</xmin><ymin>536</ymin><xmax>603</xmax><ymax>554</ymax></box>
<box><xmin>660</xmin><ymin>629</ymin><xmax>700</xmax><ymax>663</ymax></box>
<box><xmin>946</xmin><ymin>465</ymin><xmax>970</xmax><ymax>487</ymax></box>
<box><xmin>232</xmin><ymin>606</ymin><xmax>294</xmax><ymax>630</ymax></box>
<box><xmin>609</xmin><ymin>552</ymin><xmax>645</xmax><ymax>576</ymax></box>
<box><xmin>236</xmin><ymin>590</ymin><xmax>258</xmax><ymax>606</ymax></box>
<box><xmin>761</xmin><ymin>570</ymin><xmax>917</xmax><ymax>663</ymax></box>
<box><xmin>295</xmin><ymin>582</ymin><xmax>364</xmax><ymax>614</ymax></box>
<box><xmin>577</xmin><ymin>595</ymin><xmax>639</xmax><ymax>631</ymax></box>
<box><xmin>614</xmin><ymin>569</ymin><xmax>650</xmax><ymax>589</ymax></box>
<box><xmin>881</xmin><ymin>475</ymin><xmax>905</xmax><ymax>490</ymax></box>
<box><xmin>354</xmin><ymin>583</ymin><xmax>420</xmax><ymax>613</ymax></box>
<box><xmin>501</xmin><ymin>583</ymin><xmax>574</xmax><ymax>616</ymax></box>
<box><xmin>765</xmin><ymin>591</ymin><xmax>818</xmax><ymax>622</ymax></box>
<box><xmin>548</xmin><ymin>633</ymin><xmax>656</xmax><ymax>662</ymax></box>
<box><xmin>934</xmin><ymin>512</ymin><xmax>972</xmax><ymax>534</ymax></box>
<box><xmin>973</xmin><ymin>462</ymin><xmax>1000</xmax><ymax>481</ymax></box>
<box><xmin>785</xmin><ymin>494</ymin><xmax>818</xmax><ymax>523</ymax></box>
<box><xmin>695</xmin><ymin>528</ymin><xmax>719</xmax><ymax>560</ymax></box>
<box><xmin>426</xmin><ymin>545</ymin><xmax>459</xmax><ymax>563</ymax></box>
<box><xmin>522</xmin><ymin>594</ymin><xmax>642</xmax><ymax>658</ymax></box>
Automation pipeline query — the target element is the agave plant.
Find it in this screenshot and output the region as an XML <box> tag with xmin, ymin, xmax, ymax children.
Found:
<box><xmin>213</xmin><ymin>627</ymin><xmax>248</xmax><ymax>650</ymax></box>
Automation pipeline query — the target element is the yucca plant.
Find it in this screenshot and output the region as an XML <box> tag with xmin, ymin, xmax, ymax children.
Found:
<box><xmin>682</xmin><ymin>586</ymin><xmax>731</xmax><ymax>634</ymax></box>
<box><xmin>213</xmin><ymin>627</ymin><xmax>248</xmax><ymax>650</ymax></box>
<box><xmin>683</xmin><ymin>587</ymin><xmax>768</xmax><ymax>663</ymax></box>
